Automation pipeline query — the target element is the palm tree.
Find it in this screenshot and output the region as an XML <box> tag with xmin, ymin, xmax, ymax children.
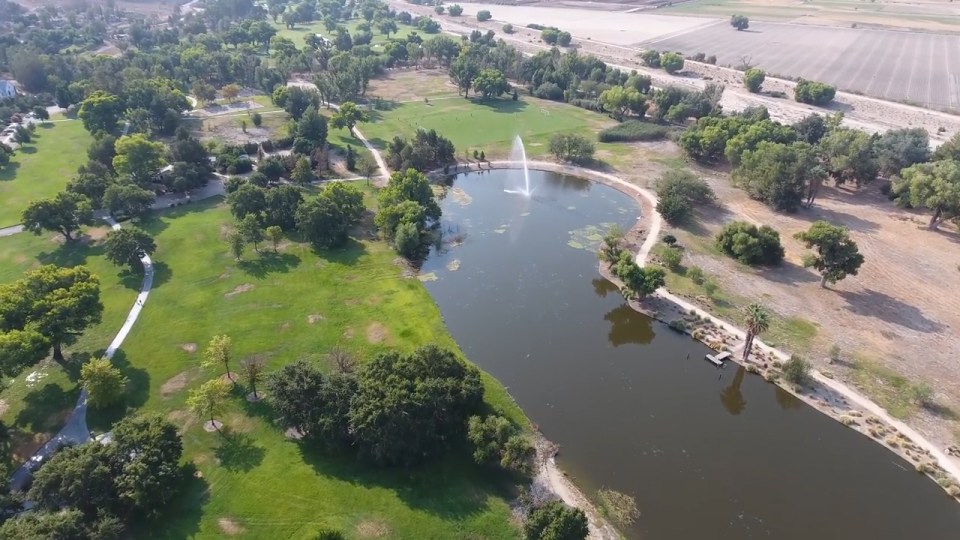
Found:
<box><xmin>742</xmin><ymin>303</ymin><xmax>769</xmax><ymax>362</ymax></box>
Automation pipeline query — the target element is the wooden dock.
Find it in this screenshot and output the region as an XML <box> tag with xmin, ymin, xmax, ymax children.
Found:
<box><xmin>705</xmin><ymin>351</ymin><xmax>732</xmax><ymax>367</ymax></box>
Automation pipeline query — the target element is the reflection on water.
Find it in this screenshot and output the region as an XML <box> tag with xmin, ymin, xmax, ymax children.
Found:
<box><xmin>421</xmin><ymin>170</ymin><xmax>960</xmax><ymax>539</ymax></box>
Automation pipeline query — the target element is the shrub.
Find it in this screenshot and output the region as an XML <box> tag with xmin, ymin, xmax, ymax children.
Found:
<box><xmin>640</xmin><ymin>49</ymin><xmax>661</xmax><ymax>68</ymax></box>
<box><xmin>549</xmin><ymin>133</ymin><xmax>594</xmax><ymax>164</ymax></box>
<box><xmin>730</xmin><ymin>14</ymin><xmax>749</xmax><ymax>30</ymax></box>
<box><xmin>703</xmin><ymin>279</ymin><xmax>718</xmax><ymax>297</ymax></box>
<box><xmin>782</xmin><ymin>355</ymin><xmax>810</xmax><ymax>385</ymax></box>
<box><xmin>502</xmin><ymin>23</ymin><xmax>513</xmax><ymax>33</ymax></box>
<box><xmin>477</xmin><ymin>10</ymin><xmax>492</xmax><ymax>21</ymax></box>
<box><xmin>598</xmin><ymin>120</ymin><xmax>669</xmax><ymax>142</ymax></box>
<box><xmin>910</xmin><ymin>383</ymin><xmax>934</xmax><ymax>407</ymax></box>
<box><xmin>715</xmin><ymin>221</ymin><xmax>784</xmax><ymax>266</ymax></box>
<box><xmin>570</xmin><ymin>98</ymin><xmax>602</xmax><ymax>112</ymax></box>
<box><xmin>662</xmin><ymin>234</ymin><xmax>677</xmax><ymax>246</ymax></box>
<box><xmin>597</xmin><ymin>489</ymin><xmax>639</xmax><ymax>527</ymax></box>
<box><xmin>448</xmin><ymin>4</ymin><xmax>463</xmax><ymax>16</ymax></box>
<box><xmin>657</xmin><ymin>192</ymin><xmax>692</xmax><ymax>224</ymax></box>
<box><xmin>661</xmin><ymin>52</ymin><xmax>685</xmax><ymax>74</ymax></box>
<box><xmin>656</xmin><ymin>170</ymin><xmax>715</xmax><ymax>205</ymax></box>
<box><xmin>794</xmin><ymin>79</ymin><xmax>836</xmax><ymax>106</ymax></box>
<box><xmin>533</xmin><ymin>82</ymin><xmax>563</xmax><ymax>100</ymax></box>
<box><xmin>251</xmin><ymin>112</ymin><xmax>263</xmax><ymax>126</ymax></box>
<box><xmin>660</xmin><ymin>245</ymin><xmax>683</xmax><ymax>271</ymax></box>
<box><xmin>687</xmin><ymin>265</ymin><xmax>705</xmax><ymax>284</ymax></box>
<box><xmin>743</xmin><ymin>68</ymin><xmax>765</xmax><ymax>93</ymax></box>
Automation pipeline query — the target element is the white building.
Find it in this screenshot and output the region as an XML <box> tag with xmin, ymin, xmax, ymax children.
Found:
<box><xmin>0</xmin><ymin>81</ymin><xmax>16</xmax><ymax>98</ymax></box>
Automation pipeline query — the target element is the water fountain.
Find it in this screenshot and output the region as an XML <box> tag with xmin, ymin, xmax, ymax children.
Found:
<box><xmin>504</xmin><ymin>135</ymin><xmax>533</xmax><ymax>196</ymax></box>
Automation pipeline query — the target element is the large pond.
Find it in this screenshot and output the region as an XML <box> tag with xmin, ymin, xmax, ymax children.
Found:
<box><xmin>422</xmin><ymin>169</ymin><xmax>960</xmax><ymax>539</ymax></box>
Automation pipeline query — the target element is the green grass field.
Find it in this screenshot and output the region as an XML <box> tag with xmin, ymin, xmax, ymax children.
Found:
<box><xmin>0</xmin><ymin>226</ymin><xmax>138</xmax><ymax>464</ymax></box>
<box><xmin>92</xmin><ymin>197</ymin><xmax>526</xmax><ymax>538</ymax></box>
<box><xmin>360</xmin><ymin>94</ymin><xmax>615</xmax><ymax>160</ymax></box>
<box><xmin>272</xmin><ymin>17</ymin><xmax>414</xmax><ymax>50</ymax></box>
<box><xmin>0</xmin><ymin>120</ymin><xmax>92</xmax><ymax>227</ymax></box>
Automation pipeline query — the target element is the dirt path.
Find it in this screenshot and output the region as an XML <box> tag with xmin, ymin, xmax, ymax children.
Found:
<box><xmin>387</xmin><ymin>1</ymin><xmax>960</xmax><ymax>143</ymax></box>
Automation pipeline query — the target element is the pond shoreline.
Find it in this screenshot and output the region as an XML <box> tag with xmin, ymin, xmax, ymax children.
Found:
<box><xmin>438</xmin><ymin>160</ymin><xmax>960</xmax><ymax>507</ymax></box>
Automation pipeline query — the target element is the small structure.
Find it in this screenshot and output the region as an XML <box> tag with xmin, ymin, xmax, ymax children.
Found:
<box><xmin>706</xmin><ymin>351</ymin><xmax>731</xmax><ymax>367</ymax></box>
<box><xmin>0</xmin><ymin>80</ymin><xmax>16</xmax><ymax>98</ymax></box>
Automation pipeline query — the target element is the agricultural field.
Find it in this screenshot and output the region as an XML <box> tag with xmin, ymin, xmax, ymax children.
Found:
<box><xmin>644</xmin><ymin>20</ymin><xmax>960</xmax><ymax>111</ymax></box>
<box><xmin>0</xmin><ymin>120</ymin><xmax>92</xmax><ymax>228</ymax></box>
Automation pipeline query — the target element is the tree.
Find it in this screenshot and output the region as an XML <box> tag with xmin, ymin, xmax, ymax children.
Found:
<box><xmin>265</xmin><ymin>359</ymin><xmax>356</xmax><ymax>448</ymax></box>
<box><xmin>265</xmin><ymin>184</ymin><xmax>304</xmax><ymax>231</ymax></box>
<box><xmin>474</xmin><ymin>8</ymin><xmax>492</xmax><ymax>20</ymax></box>
<box><xmin>112</xmin><ymin>134</ymin><xmax>166</xmax><ymax>184</ymax></box>
<box><xmin>291</xmin><ymin>156</ymin><xmax>315</xmax><ymax>185</ymax></box>
<box><xmin>549</xmin><ymin>133</ymin><xmax>595</xmax><ymax>164</ymax></box>
<box><xmin>503</xmin><ymin>23</ymin><xmax>514</xmax><ymax>33</ymax></box>
<box><xmin>558</xmin><ymin>31</ymin><xmax>572</xmax><ymax>46</ymax></box>
<box><xmin>782</xmin><ymin>355</ymin><xmax>811</xmax><ymax>385</ymax></box>
<box><xmin>78</xmin><ymin>91</ymin><xmax>124</xmax><ymax>134</ymax></box>
<box><xmin>350</xmin><ymin>345</ymin><xmax>483</xmax><ymax>465</ymax></box>
<box><xmin>102</xmin><ymin>183</ymin><xmax>156</xmax><ymax>218</ymax></box>
<box><xmin>22</xmin><ymin>191</ymin><xmax>94</xmax><ymax>241</ymax></box>
<box><xmin>266</xmin><ymin>225</ymin><xmax>283</xmax><ymax>252</ymax></box>
<box><xmin>0</xmin><ymin>509</ymin><xmax>91</xmax><ymax>538</ymax></box>
<box><xmin>229</xmin><ymin>233</ymin><xmax>245</xmax><ymax>261</ymax></box>
<box><xmin>241</xmin><ymin>357</ymin><xmax>265</xmax><ymax>399</ymax></box>
<box><xmin>743</xmin><ymin>68</ymin><xmax>765</xmax><ymax>93</ymax></box>
<box><xmin>80</xmin><ymin>357</ymin><xmax>127</xmax><ymax>408</ymax></box>
<box><xmin>237</xmin><ymin>214</ymin><xmax>265</xmax><ymax>252</ymax></box>
<box><xmin>435</xmin><ymin>5</ymin><xmax>445</xmax><ymax>14</ymax></box>
<box><xmin>192</xmin><ymin>81</ymin><xmax>217</xmax><ymax>105</ymax></box>
<box><xmin>448</xmin><ymin>4</ymin><xmax>463</xmax><ymax>15</ymax></box>
<box><xmin>892</xmin><ymin>159</ymin><xmax>960</xmax><ymax>230</ymax></box>
<box><xmin>295</xmin><ymin>106</ymin><xmax>328</xmax><ymax>146</ymax></box>
<box><xmin>741</xmin><ymin>303</ymin><xmax>769</xmax><ymax>362</ymax></box>
<box><xmin>221</xmin><ymin>83</ymin><xmax>241</xmax><ymax>103</ymax></box>
<box><xmin>104</xmin><ymin>227</ymin><xmax>156</xmax><ymax>273</ymax></box>
<box><xmin>228</xmin><ymin>183</ymin><xmax>268</xmax><ymax>220</ymax></box>
<box><xmin>378</xmin><ymin>19</ymin><xmax>398</xmax><ymax>36</ymax></box>
<box><xmin>599</xmin><ymin>86</ymin><xmax>647</xmax><ymax>121</ymax></box>
<box><xmin>467</xmin><ymin>415</ymin><xmax>521</xmax><ymax>469</ymax></box>
<box><xmin>203</xmin><ymin>334</ymin><xmax>234</xmax><ymax>380</ymax></box>
<box><xmin>875</xmin><ymin>127</ymin><xmax>930</xmax><ymax>177</ymax></box>
<box><xmin>0</xmin><ymin>265</ymin><xmax>102</xmax><ymax>361</ymax></box>
<box><xmin>88</xmin><ymin>133</ymin><xmax>118</xmax><ymax>169</ymax></box>
<box><xmin>472</xmin><ymin>69</ymin><xmax>510</xmax><ymax>100</ymax></box>
<box><xmin>794</xmin><ymin>220</ymin><xmax>865</xmax><ymax>288</ymax></box>
<box><xmin>715</xmin><ymin>221</ymin><xmax>784</xmax><ymax>266</ymax></box>
<box><xmin>818</xmin><ymin>128</ymin><xmax>878</xmax><ymax>187</ymax></box>
<box><xmin>524</xmin><ymin>501</ymin><xmax>589</xmax><ymax>540</ymax></box>
<box><xmin>258</xmin><ymin>156</ymin><xmax>286</xmax><ymax>182</ymax></box>
<box><xmin>0</xmin><ymin>328</ymin><xmax>49</xmax><ymax>377</ymax></box>
<box><xmin>612</xmin><ymin>252</ymin><xmax>665</xmax><ymax>300</ymax></box>
<box><xmin>657</xmin><ymin>193</ymin><xmax>691</xmax><ymax>225</ymax></box>
<box><xmin>656</xmin><ymin>170</ymin><xmax>715</xmax><ymax>206</ymax></box>
<box><xmin>794</xmin><ymin>78</ymin><xmax>836</xmax><ymax>106</ymax></box>
<box><xmin>296</xmin><ymin>184</ymin><xmax>365</xmax><ymax>249</ymax></box>
<box><xmin>187</xmin><ymin>378</ymin><xmax>231</xmax><ymax>434</ymax></box>
<box><xmin>640</xmin><ymin>49</ymin><xmax>661</xmax><ymax>68</ymax></box>
<box><xmin>793</xmin><ymin>113</ymin><xmax>831</xmax><ymax>144</ymax></box>
<box><xmin>660</xmin><ymin>52</ymin><xmax>685</xmax><ymax>74</ymax></box>
<box><xmin>730</xmin><ymin>14</ymin><xmax>749</xmax><ymax>30</ymax></box>
<box><xmin>331</xmin><ymin>101</ymin><xmax>369</xmax><ymax>133</ymax></box>
<box><xmin>733</xmin><ymin>141</ymin><xmax>821</xmax><ymax>212</ymax></box>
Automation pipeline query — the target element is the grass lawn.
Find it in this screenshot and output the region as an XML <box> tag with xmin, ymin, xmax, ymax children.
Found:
<box><xmin>0</xmin><ymin>226</ymin><xmax>140</xmax><ymax>464</ymax></box>
<box><xmin>107</xmin><ymin>196</ymin><xmax>526</xmax><ymax>538</ymax></box>
<box><xmin>272</xmin><ymin>17</ymin><xmax>414</xmax><ymax>50</ymax></box>
<box><xmin>360</xmin><ymin>93</ymin><xmax>616</xmax><ymax>160</ymax></box>
<box><xmin>0</xmin><ymin>120</ymin><xmax>92</xmax><ymax>227</ymax></box>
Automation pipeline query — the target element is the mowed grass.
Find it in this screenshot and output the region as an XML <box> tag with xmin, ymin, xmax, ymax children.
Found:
<box><xmin>0</xmin><ymin>226</ymin><xmax>140</xmax><ymax>463</ymax></box>
<box><xmin>272</xmin><ymin>17</ymin><xmax>414</xmax><ymax>49</ymax></box>
<box><xmin>361</xmin><ymin>94</ymin><xmax>615</xmax><ymax>160</ymax></box>
<box><xmin>111</xmin><ymin>197</ymin><xmax>526</xmax><ymax>538</ymax></box>
<box><xmin>0</xmin><ymin>120</ymin><xmax>92</xmax><ymax>227</ymax></box>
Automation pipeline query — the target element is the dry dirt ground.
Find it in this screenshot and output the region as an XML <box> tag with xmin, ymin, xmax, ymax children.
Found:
<box><xmin>391</xmin><ymin>0</ymin><xmax>960</xmax><ymax>143</ymax></box>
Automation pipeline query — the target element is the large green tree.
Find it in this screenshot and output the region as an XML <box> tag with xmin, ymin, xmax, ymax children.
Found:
<box><xmin>330</xmin><ymin>101</ymin><xmax>369</xmax><ymax>132</ymax></box>
<box><xmin>818</xmin><ymin>128</ymin><xmax>878</xmax><ymax>187</ymax></box>
<box><xmin>875</xmin><ymin>128</ymin><xmax>929</xmax><ymax>177</ymax></box>
<box><xmin>733</xmin><ymin>141</ymin><xmax>822</xmax><ymax>212</ymax></box>
<box><xmin>112</xmin><ymin>134</ymin><xmax>166</xmax><ymax>185</ymax></box>
<box><xmin>524</xmin><ymin>501</ymin><xmax>589</xmax><ymax>540</ymax></box>
<box><xmin>472</xmin><ymin>68</ymin><xmax>510</xmax><ymax>100</ymax></box>
<box><xmin>22</xmin><ymin>191</ymin><xmax>95</xmax><ymax>242</ymax></box>
<box><xmin>794</xmin><ymin>220</ymin><xmax>865</xmax><ymax>288</ymax></box>
<box><xmin>80</xmin><ymin>357</ymin><xmax>128</xmax><ymax>408</ymax></box>
<box><xmin>103</xmin><ymin>227</ymin><xmax>156</xmax><ymax>273</ymax></box>
<box><xmin>600</xmin><ymin>85</ymin><xmax>647</xmax><ymax>121</ymax></box>
<box><xmin>266</xmin><ymin>360</ymin><xmax>357</xmax><ymax>448</ymax></box>
<box><xmin>892</xmin><ymin>159</ymin><xmax>960</xmax><ymax>230</ymax></box>
<box><xmin>296</xmin><ymin>183</ymin><xmax>365</xmax><ymax>249</ymax></box>
<box><xmin>102</xmin><ymin>182</ymin><xmax>156</xmax><ymax>218</ymax></box>
<box><xmin>0</xmin><ymin>265</ymin><xmax>103</xmax><ymax>361</ymax></box>
<box><xmin>350</xmin><ymin>345</ymin><xmax>484</xmax><ymax>465</ymax></box>
<box><xmin>78</xmin><ymin>91</ymin><xmax>124</xmax><ymax>134</ymax></box>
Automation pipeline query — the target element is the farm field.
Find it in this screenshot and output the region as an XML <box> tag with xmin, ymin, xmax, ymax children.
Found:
<box><xmin>105</xmin><ymin>199</ymin><xmax>526</xmax><ymax>538</ymax></box>
<box><xmin>644</xmin><ymin>20</ymin><xmax>960</xmax><ymax>111</ymax></box>
<box><xmin>0</xmin><ymin>120</ymin><xmax>92</xmax><ymax>228</ymax></box>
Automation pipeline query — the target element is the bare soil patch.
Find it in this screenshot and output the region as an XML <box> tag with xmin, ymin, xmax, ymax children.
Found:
<box><xmin>179</xmin><ymin>343</ymin><xmax>198</xmax><ymax>354</ymax></box>
<box><xmin>161</xmin><ymin>371</ymin><xmax>192</xmax><ymax>397</ymax></box>
<box><xmin>225</xmin><ymin>283</ymin><xmax>254</xmax><ymax>297</ymax></box>
<box><xmin>217</xmin><ymin>518</ymin><xmax>245</xmax><ymax>535</ymax></box>
<box><xmin>307</xmin><ymin>314</ymin><xmax>324</xmax><ymax>324</ymax></box>
<box><xmin>355</xmin><ymin>519</ymin><xmax>390</xmax><ymax>538</ymax></box>
<box><xmin>365</xmin><ymin>69</ymin><xmax>459</xmax><ymax>101</ymax></box>
<box><xmin>366</xmin><ymin>322</ymin><xmax>391</xmax><ymax>344</ymax></box>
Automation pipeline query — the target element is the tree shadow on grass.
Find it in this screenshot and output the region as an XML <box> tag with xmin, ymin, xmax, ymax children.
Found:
<box><xmin>237</xmin><ymin>252</ymin><xmax>301</xmax><ymax>278</ymax></box>
<box><xmin>296</xmin><ymin>442</ymin><xmax>517</xmax><ymax>520</ymax></box>
<box><xmin>0</xmin><ymin>161</ymin><xmax>20</xmax><ymax>181</ymax></box>
<box><xmin>755</xmin><ymin>260</ymin><xmax>819</xmax><ymax>287</ymax></box>
<box><xmin>837</xmin><ymin>288</ymin><xmax>945</xmax><ymax>333</ymax></box>
<box><xmin>132</xmin><ymin>463</ymin><xmax>207</xmax><ymax>539</ymax></box>
<box><xmin>15</xmin><ymin>383</ymin><xmax>80</xmax><ymax>435</ymax></box>
<box><xmin>214</xmin><ymin>429</ymin><xmax>266</xmax><ymax>472</ymax></box>
<box><xmin>18</xmin><ymin>146</ymin><xmax>37</xmax><ymax>155</ymax></box>
<box><xmin>118</xmin><ymin>260</ymin><xmax>173</xmax><ymax>291</ymax></box>
<box><xmin>800</xmin><ymin>204</ymin><xmax>879</xmax><ymax>233</ymax></box>
<box><xmin>313</xmin><ymin>237</ymin><xmax>367</xmax><ymax>266</ymax></box>
<box><xmin>36</xmin><ymin>239</ymin><xmax>105</xmax><ymax>267</ymax></box>
<box><xmin>471</xmin><ymin>98</ymin><xmax>529</xmax><ymax>114</ymax></box>
<box><xmin>86</xmin><ymin>349</ymin><xmax>151</xmax><ymax>433</ymax></box>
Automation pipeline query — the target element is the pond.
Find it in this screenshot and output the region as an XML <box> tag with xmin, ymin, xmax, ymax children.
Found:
<box><xmin>421</xmin><ymin>169</ymin><xmax>960</xmax><ymax>539</ymax></box>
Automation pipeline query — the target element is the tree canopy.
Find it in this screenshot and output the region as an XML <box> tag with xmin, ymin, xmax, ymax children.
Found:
<box><xmin>892</xmin><ymin>159</ymin><xmax>960</xmax><ymax>230</ymax></box>
<box><xmin>22</xmin><ymin>191</ymin><xmax>94</xmax><ymax>241</ymax></box>
<box><xmin>794</xmin><ymin>220</ymin><xmax>864</xmax><ymax>287</ymax></box>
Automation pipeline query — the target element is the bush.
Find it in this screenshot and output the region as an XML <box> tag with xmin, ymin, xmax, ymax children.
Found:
<box><xmin>477</xmin><ymin>10</ymin><xmax>492</xmax><ymax>21</ymax></box>
<box><xmin>525</xmin><ymin>501</ymin><xmax>588</xmax><ymax>540</ymax></box>
<box><xmin>641</xmin><ymin>49</ymin><xmax>661</xmax><ymax>68</ymax></box>
<box><xmin>549</xmin><ymin>133</ymin><xmax>595</xmax><ymax>164</ymax></box>
<box><xmin>662</xmin><ymin>234</ymin><xmax>677</xmax><ymax>246</ymax></box>
<box><xmin>570</xmin><ymin>98</ymin><xmax>602</xmax><ymax>112</ymax></box>
<box><xmin>502</xmin><ymin>23</ymin><xmax>513</xmax><ymax>33</ymax></box>
<box><xmin>598</xmin><ymin>121</ymin><xmax>669</xmax><ymax>142</ymax></box>
<box><xmin>448</xmin><ymin>4</ymin><xmax>463</xmax><ymax>16</ymax></box>
<box><xmin>271</xmin><ymin>135</ymin><xmax>294</xmax><ymax>149</ymax></box>
<box><xmin>743</xmin><ymin>68</ymin><xmax>765</xmax><ymax>93</ymax></box>
<box><xmin>657</xmin><ymin>192</ymin><xmax>692</xmax><ymax>224</ymax></box>
<box><xmin>660</xmin><ymin>245</ymin><xmax>683</xmax><ymax>271</ymax></box>
<box><xmin>656</xmin><ymin>170</ymin><xmax>715</xmax><ymax>205</ymax></box>
<box><xmin>782</xmin><ymin>355</ymin><xmax>810</xmax><ymax>385</ymax></box>
<box><xmin>794</xmin><ymin>79</ymin><xmax>836</xmax><ymax>106</ymax></box>
<box><xmin>687</xmin><ymin>265</ymin><xmax>705</xmax><ymax>284</ymax></box>
<box><xmin>533</xmin><ymin>82</ymin><xmax>564</xmax><ymax>101</ymax></box>
<box><xmin>715</xmin><ymin>221</ymin><xmax>784</xmax><ymax>266</ymax></box>
<box><xmin>661</xmin><ymin>52</ymin><xmax>685</xmax><ymax>74</ymax></box>
<box><xmin>251</xmin><ymin>112</ymin><xmax>263</xmax><ymax>126</ymax></box>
